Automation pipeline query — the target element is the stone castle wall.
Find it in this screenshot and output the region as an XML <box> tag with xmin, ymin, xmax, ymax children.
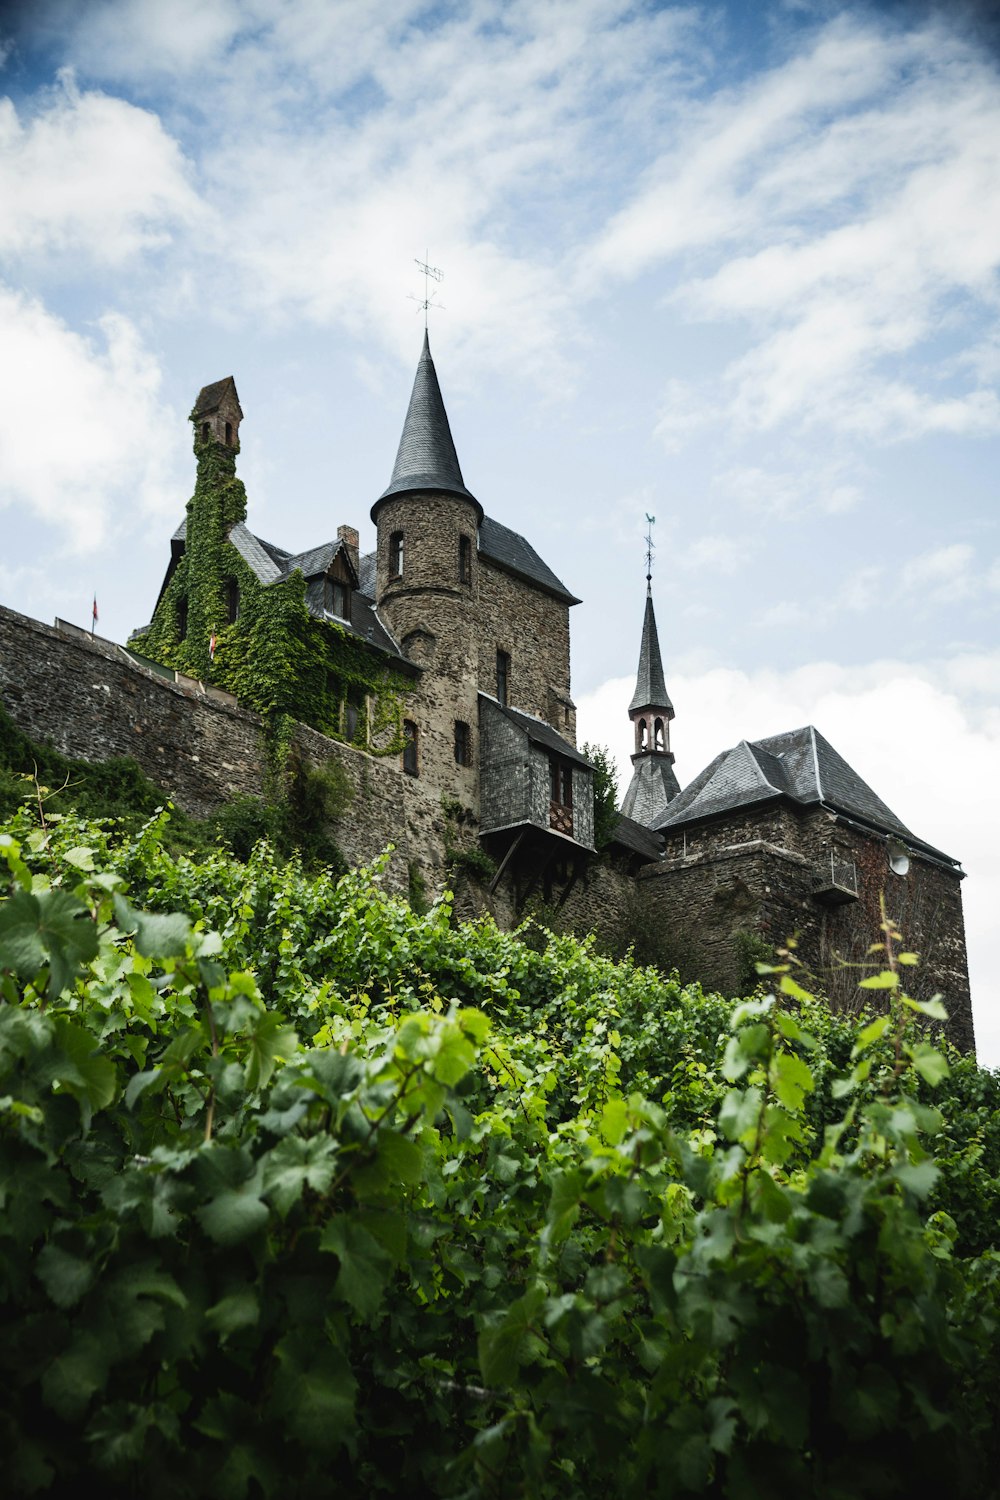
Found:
<box><xmin>0</xmin><ymin>603</ymin><xmax>446</xmax><ymax>898</ymax></box>
<box><xmin>644</xmin><ymin>802</ymin><xmax>974</xmax><ymax>1052</ymax></box>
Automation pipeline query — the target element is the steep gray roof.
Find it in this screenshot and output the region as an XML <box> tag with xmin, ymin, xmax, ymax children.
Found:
<box><xmin>620</xmin><ymin>753</ymin><xmax>681</xmax><ymax>825</ymax></box>
<box><xmin>479</xmin><ymin>516</ymin><xmax>581</xmax><ymax>604</ymax></box>
<box><xmin>629</xmin><ymin>590</ymin><xmax>672</xmax><ymax>714</ymax></box>
<box><xmin>373</xmin><ymin>331</ymin><xmax>482</xmax><ymax>519</ymax></box>
<box><xmin>609</xmin><ymin>813</ymin><xmax>663</xmax><ymax>862</ymax></box>
<box><xmin>191</xmin><ymin>376</ymin><xmax>242</xmax><ymax>419</ymax></box>
<box><xmin>653</xmin><ymin>725</ymin><xmax>957</xmax><ymax>864</ymax></box>
<box><xmin>480</xmin><ymin>695</ymin><xmax>592</xmax><ymax>767</ymax></box>
<box><xmin>157</xmin><ymin>520</ymin><xmax>405</xmax><ymax>665</ymax></box>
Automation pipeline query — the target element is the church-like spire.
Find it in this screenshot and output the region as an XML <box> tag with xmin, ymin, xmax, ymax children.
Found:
<box><xmin>371</xmin><ymin>331</ymin><xmax>482</xmax><ymax>521</ymax></box>
<box><xmin>621</xmin><ymin>527</ymin><xmax>680</xmax><ymax>825</ymax></box>
<box><xmin>629</xmin><ymin>589</ymin><xmax>672</xmax><ymax>715</ymax></box>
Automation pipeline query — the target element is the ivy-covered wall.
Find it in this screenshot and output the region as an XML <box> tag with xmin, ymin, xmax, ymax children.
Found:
<box><xmin>135</xmin><ymin>434</ymin><xmax>410</xmax><ymax>756</ymax></box>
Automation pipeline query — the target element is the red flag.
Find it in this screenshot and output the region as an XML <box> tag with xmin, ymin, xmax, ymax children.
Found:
<box><xmin>209</xmin><ymin>632</ymin><xmax>217</xmax><ymax>661</ymax></box>
<box><xmin>91</xmin><ymin>595</ymin><xmax>98</xmax><ymax>636</ymax></box>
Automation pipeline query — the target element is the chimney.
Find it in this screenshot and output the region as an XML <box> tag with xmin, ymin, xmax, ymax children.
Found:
<box><xmin>338</xmin><ymin>524</ymin><xmax>360</xmax><ymax>575</ymax></box>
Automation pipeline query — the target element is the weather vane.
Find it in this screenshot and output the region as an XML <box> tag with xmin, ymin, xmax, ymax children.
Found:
<box><xmin>410</xmin><ymin>254</ymin><xmax>445</xmax><ymax>327</ymax></box>
<box><xmin>645</xmin><ymin>513</ymin><xmax>656</xmax><ymax>591</ymax></box>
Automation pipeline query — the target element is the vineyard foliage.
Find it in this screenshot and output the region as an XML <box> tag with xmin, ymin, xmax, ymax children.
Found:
<box><xmin>2</xmin><ymin>800</ymin><xmax>1000</xmax><ymax>1498</ymax></box>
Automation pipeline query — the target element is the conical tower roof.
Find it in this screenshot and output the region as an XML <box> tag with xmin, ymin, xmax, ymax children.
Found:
<box><xmin>629</xmin><ymin>590</ymin><xmax>672</xmax><ymax>714</ymax></box>
<box><xmin>372</xmin><ymin>331</ymin><xmax>482</xmax><ymax>521</ymax></box>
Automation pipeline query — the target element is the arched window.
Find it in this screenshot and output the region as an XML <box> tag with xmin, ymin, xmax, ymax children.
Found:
<box><xmin>225</xmin><ymin>421</ymin><xmax>233</xmax><ymax>446</ymax></box>
<box><xmin>402</xmin><ymin>720</ymin><xmax>418</xmax><ymax>776</ymax></box>
<box><xmin>638</xmin><ymin>717</ymin><xmax>647</xmax><ymax>750</ymax></box>
<box><xmin>654</xmin><ymin>718</ymin><xmax>665</xmax><ymax>751</ymax></box>
<box><xmin>390</xmin><ymin>531</ymin><xmax>404</xmax><ymax>578</ymax></box>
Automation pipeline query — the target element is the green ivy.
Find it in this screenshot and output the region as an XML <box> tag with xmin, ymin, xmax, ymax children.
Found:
<box><xmin>135</xmin><ymin>433</ymin><xmax>410</xmax><ymax>757</ymax></box>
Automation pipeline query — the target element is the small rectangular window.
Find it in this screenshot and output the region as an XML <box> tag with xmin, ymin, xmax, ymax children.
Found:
<box><xmin>454</xmin><ymin>720</ymin><xmax>471</xmax><ymax>766</ymax></box>
<box><xmin>390</xmin><ymin>531</ymin><xmax>404</xmax><ymax>578</ymax></box>
<box><xmin>402</xmin><ymin>719</ymin><xmax>418</xmax><ymax>776</ymax></box>
<box><xmin>458</xmin><ymin>534</ymin><xmax>472</xmax><ymax>584</ymax></box>
<box><xmin>177</xmin><ymin>597</ymin><xmax>188</xmax><ymax>640</ymax></box>
<box><xmin>345</xmin><ymin>686</ymin><xmax>365</xmax><ymax>742</ymax></box>
<box><xmin>225</xmin><ymin>578</ymin><xmax>240</xmax><ymax>624</ymax></box>
<box><xmin>496</xmin><ymin>649</ymin><xmax>510</xmax><ymax>707</ymax></box>
<box><xmin>326</xmin><ymin>578</ymin><xmax>349</xmax><ymax>620</ymax></box>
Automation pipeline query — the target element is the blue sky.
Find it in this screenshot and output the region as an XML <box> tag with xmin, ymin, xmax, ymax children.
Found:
<box><xmin>2</xmin><ymin>0</ymin><xmax>998</xmax><ymax>1056</ymax></box>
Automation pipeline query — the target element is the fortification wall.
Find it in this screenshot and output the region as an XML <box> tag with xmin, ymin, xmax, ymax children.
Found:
<box><xmin>0</xmin><ymin>603</ymin><xmax>444</xmax><ymax>898</ymax></box>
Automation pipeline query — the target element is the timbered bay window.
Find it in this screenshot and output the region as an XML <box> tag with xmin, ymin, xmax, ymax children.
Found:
<box><xmin>549</xmin><ymin>756</ymin><xmax>573</xmax><ymax>836</ymax></box>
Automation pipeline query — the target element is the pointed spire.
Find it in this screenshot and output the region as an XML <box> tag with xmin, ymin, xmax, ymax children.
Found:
<box><xmin>372</xmin><ymin>331</ymin><xmax>482</xmax><ymax>521</ymax></box>
<box><xmin>629</xmin><ymin>591</ymin><xmax>672</xmax><ymax>715</ymax></box>
<box><xmin>621</xmin><ymin>584</ymin><xmax>679</xmax><ymax>826</ymax></box>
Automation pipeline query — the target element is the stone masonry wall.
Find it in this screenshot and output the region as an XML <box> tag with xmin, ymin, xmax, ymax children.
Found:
<box><xmin>644</xmin><ymin>801</ymin><xmax>974</xmax><ymax>1053</ymax></box>
<box><xmin>477</xmin><ymin>559</ymin><xmax>575</xmax><ymax>740</ymax></box>
<box><xmin>0</xmin><ymin>603</ymin><xmax>445</xmax><ymax>899</ymax></box>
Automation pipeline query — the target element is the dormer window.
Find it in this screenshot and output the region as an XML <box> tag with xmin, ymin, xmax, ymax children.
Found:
<box><xmin>458</xmin><ymin>534</ymin><xmax>472</xmax><ymax>585</ymax></box>
<box><xmin>390</xmin><ymin>531</ymin><xmax>404</xmax><ymax>578</ymax></box>
<box><xmin>325</xmin><ymin>577</ymin><xmax>350</xmax><ymax>620</ymax></box>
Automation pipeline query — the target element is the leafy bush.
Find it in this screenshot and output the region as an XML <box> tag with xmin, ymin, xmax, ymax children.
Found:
<box><xmin>1</xmin><ymin>802</ymin><xmax>999</xmax><ymax>1496</ymax></box>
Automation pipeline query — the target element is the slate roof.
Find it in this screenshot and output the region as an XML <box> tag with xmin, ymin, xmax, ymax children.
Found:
<box><xmin>609</xmin><ymin>813</ymin><xmax>663</xmax><ymax>862</ymax></box>
<box><xmin>629</xmin><ymin>590</ymin><xmax>672</xmax><ymax>713</ymax></box>
<box><xmin>652</xmin><ymin>725</ymin><xmax>958</xmax><ymax>864</ymax></box>
<box><xmin>191</xmin><ymin>376</ymin><xmax>242</xmax><ymax>419</ymax></box>
<box><xmin>479</xmin><ymin>516</ymin><xmax>581</xmax><ymax>604</ymax></box>
<box><xmin>480</xmin><ymin>695</ymin><xmax>593</xmax><ymax>768</ymax></box>
<box><xmin>373</xmin><ymin>331</ymin><xmax>482</xmax><ymax>519</ymax></box>
<box><xmin>620</xmin><ymin>753</ymin><xmax>681</xmax><ymax>825</ymax></box>
<box><xmin>158</xmin><ymin>520</ymin><xmax>405</xmax><ymax>664</ymax></box>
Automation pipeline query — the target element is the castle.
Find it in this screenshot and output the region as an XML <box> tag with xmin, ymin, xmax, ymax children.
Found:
<box><xmin>0</xmin><ymin>335</ymin><xmax>975</xmax><ymax>1051</ymax></box>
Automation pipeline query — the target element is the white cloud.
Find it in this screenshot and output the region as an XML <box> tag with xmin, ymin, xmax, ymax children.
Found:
<box><xmin>591</xmin><ymin>12</ymin><xmax>1000</xmax><ymax>444</ymax></box>
<box><xmin>0</xmin><ymin>70</ymin><xmax>203</xmax><ymax>265</ymax></box>
<box><xmin>0</xmin><ymin>283</ymin><xmax>187</xmax><ymax>547</ymax></box>
<box><xmin>718</xmin><ymin>461</ymin><xmax>863</xmax><ymax>518</ymax></box>
<box><xmin>901</xmin><ymin>543</ymin><xmax>977</xmax><ymax>601</ymax></box>
<box><xmin>577</xmin><ymin>652</ymin><xmax>1000</xmax><ymax>1065</ymax></box>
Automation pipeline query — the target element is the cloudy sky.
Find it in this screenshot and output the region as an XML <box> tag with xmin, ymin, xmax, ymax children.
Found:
<box><xmin>1</xmin><ymin>0</ymin><xmax>998</xmax><ymax>1058</ymax></box>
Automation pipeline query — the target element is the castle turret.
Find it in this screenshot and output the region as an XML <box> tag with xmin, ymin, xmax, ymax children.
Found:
<box><xmin>372</xmin><ymin>332</ymin><xmax>482</xmax><ymax>798</ymax></box>
<box><xmin>620</xmin><ymin>581</ymin><xmax>680</xmax><ymax>825</ymax></box>
<box><xmin>191</xmin><ymin>376</ymin><xmax>242</xmax><ymax>453</ymax></box>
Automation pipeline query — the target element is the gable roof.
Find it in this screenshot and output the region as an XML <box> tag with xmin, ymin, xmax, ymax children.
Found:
<box><xmin>479</xmin><ymin>694</ymin><xmax>592</xmax><ymax>767</ymax></box>
<box><xmin>191</xmin><ymin>377</ymin><xmax>242</xmax><ymax>419</ymax></box>
<box><xmin>629</xmin><ymin>591</ymin><xmax>671</xmax><ymax>713</ymax></box>
<box><xmin>479</xmin><ymin>516</ymin><xmax>581</xmax><ymax>604</ymax></box>
<box><xmin>373</xmin><ymin>331</ymin><xmax>481</xmax><ymax>519</ymax></box>
<box><xmin>652</xmin><ymin>724</ymin><xmax>957</xmax><ymax>864</ymax></box>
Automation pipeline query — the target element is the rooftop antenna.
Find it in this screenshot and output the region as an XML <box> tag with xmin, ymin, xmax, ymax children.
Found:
<box><xmin>409</xmin><ymin>252</ymin><xmax>445</xmax><ymax>327</ymax></box>
<box><xmin>644</xmin><ymin>513</ymin><xmax>656</xmax><ymax>594</ymax></box>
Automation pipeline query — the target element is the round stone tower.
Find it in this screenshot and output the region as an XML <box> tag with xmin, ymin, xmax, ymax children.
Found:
<box><xmin>371</xmin><ymin>332</ymin><xmax>483</xmax><ymax>801</ymax></box>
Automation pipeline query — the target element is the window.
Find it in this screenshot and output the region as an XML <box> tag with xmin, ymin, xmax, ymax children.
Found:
<box><xmin>454</xmin><ymin>720</ymin><xmax>471</xmax><ymax>766</ymax></box>
<box><xmin>390</xmin><ymin>531</ymin><xmax>404</xmax><ymax>578</ymax></box>
<box><xmin>402</xmin><ymin>719</ymin><xmax>418</xmax><ymax>776</ymax></box>
<box><xmin>550</xmin><ymin>758</ymin><xmax>573</xmax><ymax>807</ymax></box>
<box><xmin>225</xmin><ymin>578</ymin><xmax>240</xmax><ymax>624</ymax></box>
<box><xmin>225</xmin><ymin>421</ymin><xmax>233</xmax><ymax>446</ymax></box>
<box><xmin>325</xmin><ymin>577</ymin><xmax>349</xmax><ymax>620</ymax></box>
<box><xmin>458</xmin><ymin>534</ymin><xmax>472</xmax><ymax>584</ymax></box>
<box><xmin>496</xmin><ymin>649</ymin><xmax>510</xmax><ymax>707</ymax></box>
<box><xmin>177</xmin><ymin>597</ymin><xmax>188</xmax><ymax>640</ymax></box>
<box><xmin>654</xmin><ymin>717</ymin><xmax>665</xmax><ymax>751</ymax></box>
<box><xmin>201</xmin><ymin>422</ymin><xmax>210</xmax><ymax>441</ymax></box>
<box><xmin>345</xmin><ymin>686</ymin><xmax>365</xmax><ymax>742</ymax></box>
